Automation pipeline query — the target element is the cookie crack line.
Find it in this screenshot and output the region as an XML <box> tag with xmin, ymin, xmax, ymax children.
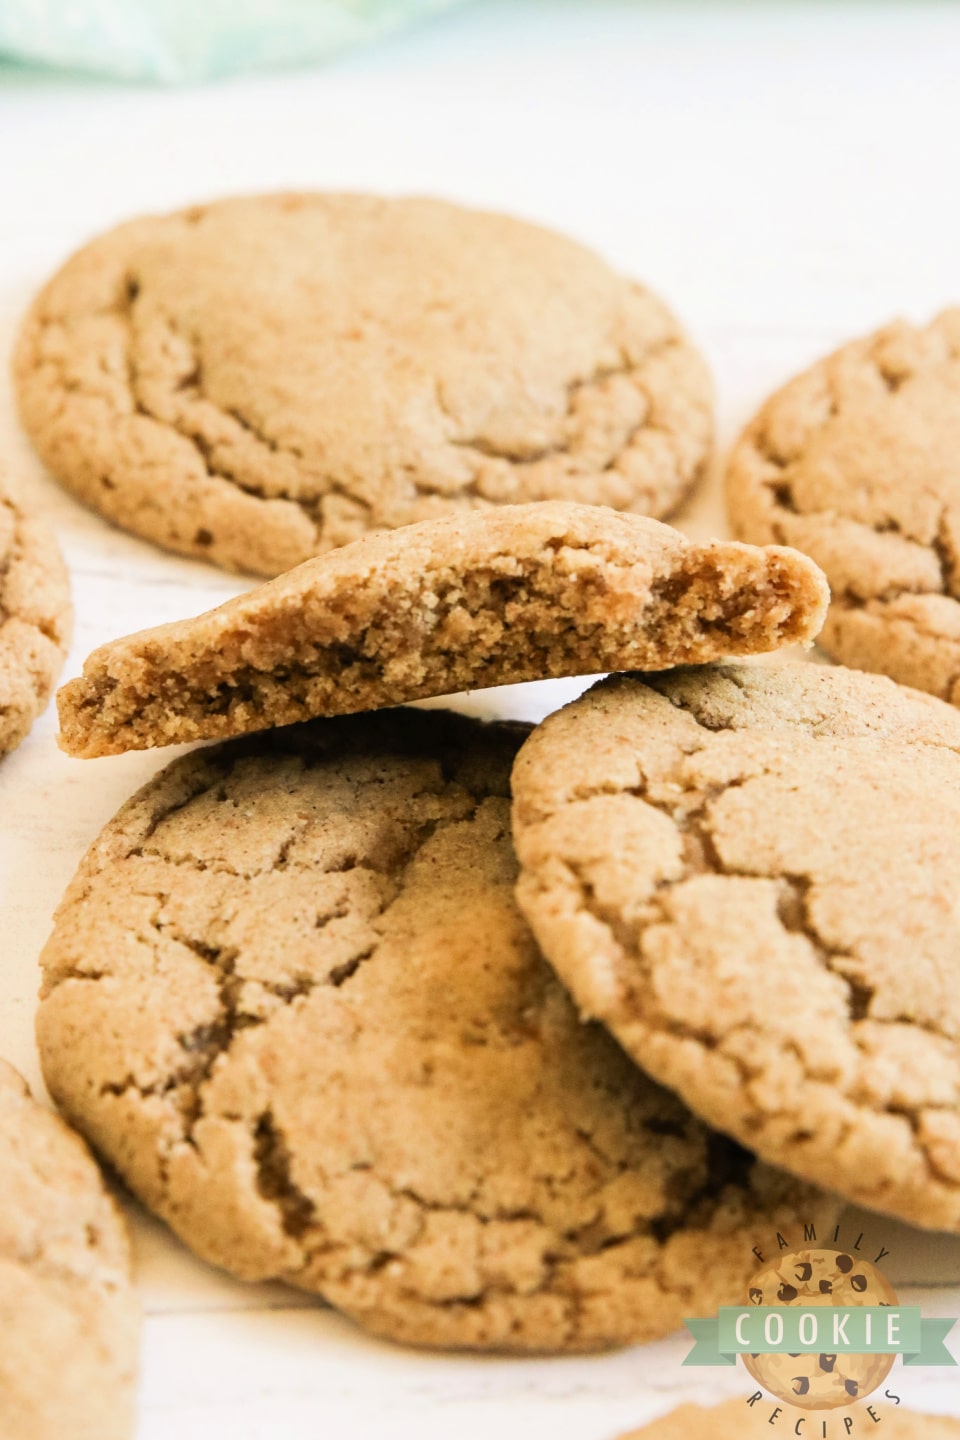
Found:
<box><xmin>122</xmin><ymin>303</ymin><xmax>325</xmax><ymax>537</ymax></box>
<box><xmin>290</xmin><ymin>1139</ymin><xmax>772</xmax><ymax>1318</ymax></box>
<box><xmin>82</xmin><ymin>790</ymin><xmax>477</xmax><ymax>1202</ymax></box>
<box><xmin>767</xmin><ymin>495</ymin><xmax>959</xmax><ymax>611</ymax></box>
<box><xmin>253</xmin><ymin>1110</ymin><xmax>316</xmax><ymax>1239</ymax></box>
<box><xmin>135</xmin><ymin>308</ymin><xmax>401</xmax><ymax>531</ymax></box>
<box><xmin>445</xmin><ymin>335</ymin><xmax>682</xmax><ymax>469</ymax></box>
<box><xmin>277</xmin><ymin>1104</ymin><xmax>776</xmax><ymax>1295</ymax></box>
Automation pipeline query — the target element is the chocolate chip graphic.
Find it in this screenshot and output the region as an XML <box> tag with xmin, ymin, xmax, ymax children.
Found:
<box><xmin>749</xmin><ymin>1288</ymin><xmax>763</xmax><ymax>1305</ymax></box>
<box><xmin>740</xmin><ymin>1251</ymin><xmax>899</xmax><ymax>1414</ymax></box>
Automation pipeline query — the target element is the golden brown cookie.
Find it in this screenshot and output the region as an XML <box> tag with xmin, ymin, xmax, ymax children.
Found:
<box><xmin>37</xmin><ymin>710</ymin><xmax>832</xmax><ymax>1353</ymax></box>
<box><xmin>0</xmin><ymin>1059</ymin><xmax>139</xmax><ymax>1440</ymax></box>
<box><xmin>56</xmin><ymin>501</ymin><xmax>828</xmax><ymax>758</ymax></box>
<box><xmin>0</xmin><ymin>469</ymin><xmax>70</xmax><ymax>755</ymax></box>
<box><xmin>512</xmin><ymin>662</ymin><xmax>960</xmax><ymax>1232</ymax></box>
<box><xmin>727</xmin><ymin>309</ymin><xmax>960</xmax><ymax>703</ymax></box>
<box><xmin>15</xmin><ymin>193</ymin><xmax>714</xmax><ymax>575</ymax></box>
<box><xmin>618</xmin><ymin>1400</ymin><xmax>960</xmax><ymax>1438</ymax></box>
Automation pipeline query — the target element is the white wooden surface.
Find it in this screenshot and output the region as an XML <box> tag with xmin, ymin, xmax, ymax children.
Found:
<box><xmin>2</xmin><ymin>3</ymin><xmax>960</xmax><ymax>1434</ymax></box>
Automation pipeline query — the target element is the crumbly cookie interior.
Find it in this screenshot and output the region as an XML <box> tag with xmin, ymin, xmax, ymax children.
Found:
<box><xmin>58</xmin><ymin>539</ymin><xmax>825</xmax><ymax>757</ymax></box>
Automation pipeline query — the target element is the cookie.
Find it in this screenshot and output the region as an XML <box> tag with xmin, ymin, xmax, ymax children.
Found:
<box><xmin>727</xmin><ymin>309</ymin><xmax>960</xmax><ymax>703</ymax></box>
<box><xmin>0</xmin><ymin>469</ymin><xmax>70</xmax><ymax>755</ymax></box>
<box><xmin>0</xmin><ymin>1059</ymin><xmax>139</xmax><ymax>1440</ymax></box>
<box><xmin>56</xmin><ymin>501</ymin><xmax>828</xmax><ymax>758</ymax></box>
<box><xmin>743</xmin><ymin>1248</ymin><xmax>897</xmax><ymax>1408</ymax></box>
<box><xmin>15</xmin><ymin>193</ymin><xmax>714</xmax><ymax>576</ymax></box>
<box><xmin>37</xmin><ymin>709</ymin><xmax>832</xmax><ymax>1353</ymax></box>
<box><xmin>511</xmin><ymin>662</ymin><xmax>960</xmax><ymax>1231</ymax></box>
<box><xmin>618</xmin><ymin>1401</ymin><xmax>960</xmax><ymax>1438</ymax></box>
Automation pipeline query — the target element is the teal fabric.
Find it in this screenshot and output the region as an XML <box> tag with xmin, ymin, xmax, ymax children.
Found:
<box><xmin>0</xmin><ymin>0</ymin><xmax>472</xmax><ymax>83</ymax></box>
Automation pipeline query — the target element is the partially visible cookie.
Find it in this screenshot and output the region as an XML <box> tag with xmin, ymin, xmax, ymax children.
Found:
<box><xmin>37</xmin><ymin>709</ymin><xmax>833</xmax><ymax>1353</ymax></box>
<box><xmin>618</xmin><ymin>1400</ymin><xmax>960</xmax><ymax>1438</ymax></box>
<box><xmin>0</xmin><ymin>1059</ymin><xmax>139</xmax><ymax>1440</ymax></box>
<box><xmin>512</xmin><ymin>663</ymin><xmax>960</xmax><ymax>1232</ymax></box>
<box><xmin>727</xmin><ymin>309</ymin><xmax>960</xmax><ymax>702</ymax></box>
<box><xmin>0</xmin><ymin>470</ymin><xmax>70</xmax><ymax>755</ymax></box>
<box><xmin>56</xmin><ymin>501</ymin><xmax>828</xmax><ymax>758</ymax></box>
<box><xmin>15</xmin><ymin>193</ymin><xmax>714</xmax><ymax>575</ymax></box>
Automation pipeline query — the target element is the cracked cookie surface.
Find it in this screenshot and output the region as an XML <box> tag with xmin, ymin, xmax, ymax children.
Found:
<box><xmin>511</xmin><ymin>663</ymin><xmax>960</xmax><ymax>1232</ymax></box>
<box><xmin>55</xmin><ymin>501</ymin><xmax>828</xmax><ymax>758</ymax></box>
<box><xmin>0</xmin><ymin>469</ymin><xmax>70</xmax><ymax>755</ymax></box>
<box><xmin>14</xmin><ymin>193</ymin><xmax>714</xmax><ymax>576</ymax></box>
<box><xmin>726</xmin><ymin>309</ymin><xmax>960</xmax><ymax>703</ymax></box>
<box><xmin>37</xmin><ymin>709</ymin><xmax>830</xmax><ymax>1352</ymax></box>
<box><xmin>0</xmin><ymin>1059</ymin><xmax>139</xmax><ymax>1440</ymax></box>
<box><xmin>618</xmin><ymin>1400</ymin><xmax>960</xmax><ymax>1438</ymax></box>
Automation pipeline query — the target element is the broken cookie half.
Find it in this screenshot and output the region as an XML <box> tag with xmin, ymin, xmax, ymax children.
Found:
<box><xmin>57</xmin><ymin>501</ymin><xmax>828</xmax><ymax>758</ymax></box>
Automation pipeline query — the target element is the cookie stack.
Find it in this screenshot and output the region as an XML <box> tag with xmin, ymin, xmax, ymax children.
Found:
<box><xmin>37</xmin><ymin>498</ymin><xmax>835</xmax><ymax>1355</ymax></box>
<box><xmin>6</xmin><ymin>194</ymin><xmax>960</xmax><ymax>1433</ymax></box>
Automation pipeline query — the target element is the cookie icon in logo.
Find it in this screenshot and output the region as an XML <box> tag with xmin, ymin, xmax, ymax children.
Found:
<box><xmin>742</xmin><ymin>1249</ymin><xmax>897</xmax><ymax>1410</ymax></box>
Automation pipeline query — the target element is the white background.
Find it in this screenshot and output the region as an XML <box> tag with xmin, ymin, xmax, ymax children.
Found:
<box><xmin>3</xmin><ymin>2</ymin><xmax>960</xmax><ymax>1434</ymax></box>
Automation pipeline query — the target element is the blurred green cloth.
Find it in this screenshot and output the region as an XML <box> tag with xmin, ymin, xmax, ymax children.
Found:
<box><xmin>0</xmin><ymin>0</ymin><xmax>472</xmax><ymax>83</ymax></box>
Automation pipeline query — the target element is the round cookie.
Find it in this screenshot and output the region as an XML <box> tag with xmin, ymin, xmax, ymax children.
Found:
<box><xmin>618</xmin><ymin>1400</ymin><xmax>960</xmax><ymax>1438</ymax></box>
<box><xmin>15</xmin><ymin>193</ymin><xmax>714</xmax><ymax>576</ymax></box>
<box><xmin>0</xmin><ymin>469</ymin><xmax>70</xmax><ymax>755</ymax></box>
<box><xmin>37</xmin><ymin>709</ymin><xmax>832</xmax><ymax>1353</ymax></box>
<box><xmin>0</xmin><ymin>1059</ymin><xmax>139</xmax><ymax>1440</ymax></box>
<box><xmin>55</xmin><ymin>502</ymin><xmax>828</xmax><ymax>758</ymax></box>
<box><xmin>727</xmin><ymin>308</ymin><xmax>960</xmax><ymax>703</ymax></box>
<box><xmin>742</xmin><ymin>1249</ymin><xmax>897</xmax><ymax>1408</ymax></box>
<box><xmin>511</xmin><ymin>662</ymin><xmax>960</xmax><ymax>1232</ymax></box>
